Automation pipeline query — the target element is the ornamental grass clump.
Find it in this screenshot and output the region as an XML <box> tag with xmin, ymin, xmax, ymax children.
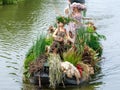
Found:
<box><xmin>75</xmin><ymin>27</ymin><xmax>89</xmax><ymax>55</ymax></box>
<box><xmin>86</xmin><ymin>24</ymin><xmax>106</xmax><ymax>56</ymax></box>
<box><xmin>33</xmin><ymin>35</ymin><xmax>46</xmax><ymax>59</ymax></box>
<box><xmin>86</xmin><ymin>30</ymin><xmax>106</xmax><ymax>57</ymax></box>
<box><xmin>48</xmin><ymin>54</ymin><xmax>62</xmax><ymax>88</ymax></box>
<box><xmin>63</xmin><ymin>47</ymin><xmax>82</xmax><ymax>66</ymax></box>
<box><xmin>76</xmin><ymin>27</ymin><xmax>106</xmax><ymax>57</ymax></box>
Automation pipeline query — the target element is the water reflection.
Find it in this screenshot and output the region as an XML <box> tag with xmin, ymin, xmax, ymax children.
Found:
<box><xmin>21</xmin><ymin>70</ymin><xmax>103</xmax><ymax>90</ymax></box>
<box><xmin>22</xmin><ymin>84</ymin><xmax>96</xmax><ymax>90</ymax></box>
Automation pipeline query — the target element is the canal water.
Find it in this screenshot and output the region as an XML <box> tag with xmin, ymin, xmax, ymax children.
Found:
<box><xmin>0</xmin><ymin>0</ymin><xmax>120</xmax><ymax>90</ymax></box>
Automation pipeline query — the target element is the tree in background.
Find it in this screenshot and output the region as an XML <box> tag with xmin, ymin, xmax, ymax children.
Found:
<box><xmin>1</xmin><ymin>0</ymin><xmax>17</xmax><ymax>5</ymax></box>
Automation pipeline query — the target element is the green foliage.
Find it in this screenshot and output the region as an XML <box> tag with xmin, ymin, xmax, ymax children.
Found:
<box><xmin>63</xmin><ymin>48</ymin><xmax>82</xmax><ymax>66</ymax></box>
<box><xmin>56</xmin><ymin>16</ymin><xmax>74</xmax><ymax>24</ymax></box>
<box><xmin>75</xmin><ymin>27</ymin><xmax>106</xmax><ymax>56</ymax></box>
<box><xmin>24</xmin><ymin>51</ymin><xmax>35</xmax><ymax>70</ymax></box>
<box><xmin>33</xmin><ymin>35</ymin><xmax>46</xmax><ymax>59</ymax></box>
<box><xmin>45</xmin><ymin>36</ymin><xmax>53</xmax><ymax>45</ymax></box>
<box><xmin>75</xmin><ymin>27</ymin><xmax>87</xmax><ymax>55</ymax></box>
<box><xmin>25</xmin><ymin>44</ymin><xmax>34</xmax><ymax>58</ymax></box>
<box><xmin>86</xmin><ymin>29</ymin><xmax>106</xmax><ymax>56</ymax></box>
<box><xmin>24</xmin><ymin>34</ymin><xmax>47</xmax><ymax>78</ymax></box>
<box><xmin>63</xmin><ymin>26</ymin><xmax>105</xmax><ymax>65</ymax></box>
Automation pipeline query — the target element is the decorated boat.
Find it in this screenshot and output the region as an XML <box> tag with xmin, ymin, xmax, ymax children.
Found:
<box><xmin>23</xmin><ymin>2</ymin><xmax>106</xmax><ymax>89</ymax></box>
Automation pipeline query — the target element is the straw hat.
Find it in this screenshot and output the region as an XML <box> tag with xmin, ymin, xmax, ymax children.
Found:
<box><xmin>71</xmin><ymin>2</ymin><xmax>86</xmax><ymax>10</ymax></box>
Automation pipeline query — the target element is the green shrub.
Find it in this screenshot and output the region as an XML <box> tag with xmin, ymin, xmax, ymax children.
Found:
<box><xmin>86</xmin><ymin>29</ymin><xmax>106</xmax><ymax>56</ymax></box>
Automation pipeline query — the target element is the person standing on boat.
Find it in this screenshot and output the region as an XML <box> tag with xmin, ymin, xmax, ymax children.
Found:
<box><xmin>68</xmin><ymin>0</ymin><xmax>86</xmax><ymax>18</ymax></box>
<box><xmin>65</xmin><ymin>2</ymin><xmax>86</xmax><ymax>44</ymax></box>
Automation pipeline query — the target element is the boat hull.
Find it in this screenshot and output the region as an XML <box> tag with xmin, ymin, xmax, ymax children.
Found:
<box><xmin>29</xmin><ymin>71</ymin><xmax>88</xmax><ymax>87</ymax></box>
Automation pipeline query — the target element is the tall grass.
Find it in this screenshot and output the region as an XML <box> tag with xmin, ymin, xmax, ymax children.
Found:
<box><xmin>63</xmin><ymin>48</ymin><xmax>82</xmax><ymax>66</ymax></box>
<box><xmin>33</xmin><ymin>35</ymin><xmax>46</xmax><ymax>59</ymax></box>
<box><xmin>48</xmin><ymin>54</ymin><xmax>62</xmax><ymax>88</ymax></box>
<box><xmin>63</xmin><ymin>26</ymin><xmax>105</xmax><ymax>66</ymax></box>
<box><xmin>24</xmin><ymin>34</ymin><xmax>47</xmax><ymax>78</ymax></box>
<box><xmin>75</xmin><ymin>27</ymin><xmax>88</xmax><ymax>55</ymax></box>
<box><xmin>86</xmin><ymin>27</ymin><xmax>106</xmax><ymax>56</ymax></box>
<box><xmin>75</xmin><ymin>27</ymin><xmax>106</xmax><ymax>56</ymax></box>
<box><xmin>45</xmin><ymin>36</ymin><xmax>53</xmax><ymax>46</ymax></box>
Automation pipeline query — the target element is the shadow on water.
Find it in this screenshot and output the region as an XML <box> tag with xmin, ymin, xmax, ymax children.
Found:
<box><xmin>22</xmin><ymin>83</ymin><xmax>98</xmax><ymax>90</ymax></box>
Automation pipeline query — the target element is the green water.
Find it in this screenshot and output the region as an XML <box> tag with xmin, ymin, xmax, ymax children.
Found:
<box><xmin>0</xmin><ymin>0</ymin><xmax>120</xmax><ymax>90</ymax></box>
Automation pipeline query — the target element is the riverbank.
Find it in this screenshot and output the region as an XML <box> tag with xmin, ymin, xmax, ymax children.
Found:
<box><xmin>0</xmin><ymin>0</ymin><xmax>24</xmax><ymax>5</ymax></box>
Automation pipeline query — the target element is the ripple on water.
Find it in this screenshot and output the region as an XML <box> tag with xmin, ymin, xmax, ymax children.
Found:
<box><xmin>1</xmin><ymin>0</ymin><xmax>120</xmax><ymax>90</ymax></box>
<box><xmin>0</xmin><ymin>54</ymin><xmax>12</xmax><ymax>60</ymax></box>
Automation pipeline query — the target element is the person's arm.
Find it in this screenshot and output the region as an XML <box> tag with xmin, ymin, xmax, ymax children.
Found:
<box><xmin>68</xmin><ymin>0</ymin><xmax>72</xmax><ymax>4</ymax></box>
<box><xmin>65</xmin><ymin>8</ymin><xmax>69</xmax><ymax>15</ymax></box>
<box><xmin>52</xmin><ymin>29</ymin><xmax>58</xmax><ymax>38</ymax></box>
<box><xmin>66</xmin><ymin>31</ymin><xmax>75</xmax><ymax>44</ymax></box>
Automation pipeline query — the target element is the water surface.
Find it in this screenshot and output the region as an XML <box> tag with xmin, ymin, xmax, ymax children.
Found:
<box><xmin>0</xmin><ymin>0</ymin><xmax>120</xmax><ymax>90</ymax></box>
